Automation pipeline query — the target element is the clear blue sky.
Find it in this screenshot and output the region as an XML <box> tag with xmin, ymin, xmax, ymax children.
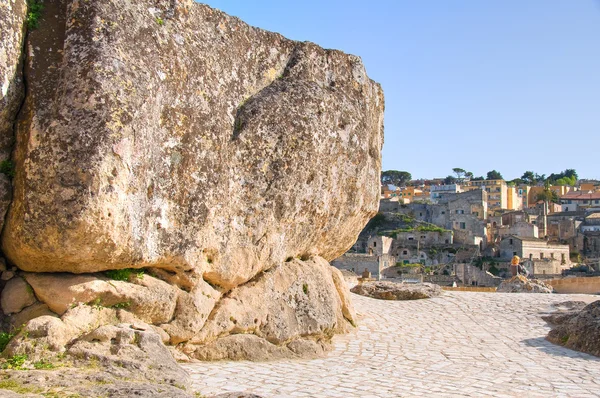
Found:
<box><xmin>203</xmin><ymin>1</ymin><xmax>600</xmax><ymax>181</ymax></box>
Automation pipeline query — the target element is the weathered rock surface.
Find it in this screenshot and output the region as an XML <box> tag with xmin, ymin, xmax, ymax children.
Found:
<box><xmin>68</xmin><ymin>324</ymin><xmax>191</xmax><ymax>387</ymax></box>
<box><xmin>0</xmin><ymin>368</ymin><xmax>197</xmax><ymax>398</ymax></box>
<box><xmin>546</xmin><ymin>300</ymin><xmax>600</xmax><ymax>357</ymax></box>
<box><xmin>183</xmin><ymin>257</ymin><xmax>353</xmax><ymax>359</ymax></box>
<box><xmin>3</xmin><ymin>0</ymin><xmax>384</xmax><ymax>289</ymax></box>
<box><xmin>1</xmin><ymin>325</ymin><xmax>196</xmax><ymax>397</ymax></box>
<box><xmin>542</xmin><ymin>301</ymin><xmax>587</xmax><ymax>325</ymax></box>
<box><xmin>0</xmin><ymin>0</ymin><xmax>27</xmax><ymax>231</ymax></box>
<box><xmin>23</xmin><ymin>272</ymin><xmax>178</xmax><ymax>323</ymax></box>
<box><xmin>497</xmin><ymin>275</ymin><xmax>553</xmax><ymax>293</ymax></box>
<box><xmin>1</xmin><ymin>275</ymin><xmax>36</xmax><ymax>314</ymax></box>
<box><xmin>351</xmin><ymin>281</ymin><xmax>442</xmax><ymax>300</ymax></box>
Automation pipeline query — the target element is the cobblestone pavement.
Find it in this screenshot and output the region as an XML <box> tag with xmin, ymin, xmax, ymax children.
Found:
<box><xmin>184</xmin><ymin>292</ymin><xmax>600</xmax><ymax>397</ymax></box>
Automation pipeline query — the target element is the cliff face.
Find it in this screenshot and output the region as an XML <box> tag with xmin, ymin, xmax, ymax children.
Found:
<box><xmin>0</xmin><ymin>0</ymin><xmax>383</xmax><ymax>360</ymax></box>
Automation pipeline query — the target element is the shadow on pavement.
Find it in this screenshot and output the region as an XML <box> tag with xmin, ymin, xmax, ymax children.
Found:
<box><xmin>522</xmin><ymin>337</ymin><xmax>600</xmax><ymax>361</ymax></box>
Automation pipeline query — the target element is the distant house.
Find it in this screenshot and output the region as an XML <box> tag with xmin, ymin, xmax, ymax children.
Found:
<box><xmin>581</xmin><ymin>212</ymin><xmax>600</xmax><ymax>233</ymax></box>
<box><xmin>499</xmin><ymin>235</ymin><xmax>569</xmax><ymax>265</ymax></box>
<box><xmin>560</xmin><ymin>191</ymin><xmax>600</xmax><ymax>212</ymax></box>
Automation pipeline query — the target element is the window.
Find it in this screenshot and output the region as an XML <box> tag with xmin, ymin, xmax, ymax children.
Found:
<box><xmin>459</xmin><ymin>222</ymin><xmax>466</xmax><ymax>229</ymax></box>
<box><xmin>373</xmin><ymin>242</ymin><xmax>377</xmax><ymax>247</ymax></box>
<box><xmin>509</xmin><ymin>239</ymin><xmax>513</xmax><ymax>245</ymax></box>
<box><xmin>529</xmin><ymin>254</ymin><xmax>533</xmax><ymax>260</ymax></box>
<box><xmin>456</xmin><ymin>210</ymin><xmax>464</xmax><ymax>214</ymax></box>
<box><xmin>403</xmin><ymin>250</ymin><xmax>408</xmax><ymax>255</ymax></box>
<box><xmin>540</xmin><ymin>253</ymin><xmax>544</xmax><ymax>259</ymax></box>
<box><xmin>421</xmin><ymin>236</ymin><xmax>426</xmax><ymax>239</ymax></box>
<box><xmin>445</xmin><ymin>239</ymin><xmax>449</xmax><ymax>244</ymax></box>
<box><xmin>419</xmin><ymin>212</ymin><xmax>423</xmax><ymax>216</ymax></box>
<box><xmin>551</xmin><ymin>253</ymin><xmax>554</xmax><ymax>259</ymax></box>
<box><xmin>565</xmin><ymin>207</ymin><xmax>569</xmax><ymax>212</ymax></box>
<box><xmin>472</xmin><ymin>211</ymin><xmax>479</xmax><ymax>216</ymax></box>
<box><xmin>441</xmin><ymin>211</ymin><xmax>445</xmax><ymax>214</ymax></box>
<box><xmin>408</xmin><ymin>237</ymin><xmax>414</xmax><ymax>241</ymax></box>
<box><xmin>513</xmin><ymin>251</ymin><xmax>517</xmax><ymax>256</ymax></box>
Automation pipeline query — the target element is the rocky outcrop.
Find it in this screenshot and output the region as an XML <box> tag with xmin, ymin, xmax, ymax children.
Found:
<box><xmin>497</xmin><ymin>275</ymin><xmax>553</xmax><ymax>293</ymax></box>
<box><xmin>3</xmin><ymin>0</ymin><xmax>383</xmax><ymax>282</ymax></box>
<box><xmin>0</xmin><ymin>0</ymin><xmax>27</xmax><ymax>231</ymax></box>
<box><xmin>351</xmin><ymin>281</ymin><xmax>442</xmax><ymax>300</ymax></box>
<box><xmin>182</xmin><ymin>257</ymin><xmax>354</xmax><ymax>359</ymax></box>
<box><xmin>0</xmin><ymin>0</ymin><xmax>382</xmax><ymax>361</ymax></box>
<box><xmin>546</xmin><ymin>300</ymin><xmax>600</xmax><ymax>357</ymax></box>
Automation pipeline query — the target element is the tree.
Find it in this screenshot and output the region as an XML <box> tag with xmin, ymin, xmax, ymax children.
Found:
<box><xmin>471</xmin><ymin>176</ymin><xmax>485</xmax><ymax>181</ymax></box>
<box><xmin>564</xmin><ymin>169</ymin><xmax>578</xmax><ymax>180</ymax></box>
<box><xmin>465</xmin><ymin>171</ymin><xmax>473</xmax><ymax>180</ymax></box>
<box><xmin>381</xmin><ymin>170</ymin><xmax>412</xmax><ymax>187</ymax></box>
<box><xmin>521</xmin><ymin>171</ymin><xmax>536</xmax><ymax>185</ymax></box>
<box><xmin>486</xmin><ymin>170</ymin><xmax>503</xmax><ymax>180</ymax></box>
<box><xmin>452</xmin><ymin>168</ymin><xmax>466</xmax><ymax>180</ymax></box>
<box><xmin>508</xmin><ymin>178</ymin><xmax>523</xmax><ymax>186</ymax></box>
<box><xmin>536</xmin><ymin>180</ymin><xmax>560</xmax><ymax>204</ymax></box>
<box><xmin>443</xmin><ymin>175</ymin><xmax>457</xmax><ymax>185</ymax></box>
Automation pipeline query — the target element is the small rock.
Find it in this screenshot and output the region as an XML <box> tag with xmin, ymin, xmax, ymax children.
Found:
<box><xmin>351</xmin><ymin>281</ymin><xmax>442</xmax><ymax>300</ymax></box>
<box><xmin>1</xmin><ymin>270</ymin><xmax>14</xmax><ymax>281</ymax></box>
<box><xmin>1</xmin><ymin>276</ymin><xmax>37</xmax><ymax>314</ymax></box>
<box><xmin>497</xmin><ymin>275</ymin><xmax>553</xmax><ymax>293</ymax></box>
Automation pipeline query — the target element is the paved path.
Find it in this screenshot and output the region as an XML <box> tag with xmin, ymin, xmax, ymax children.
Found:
<box><xmin>184</xmin><ymin>292</ymin><xmax>600</xmax><ymax>397</ymax></box>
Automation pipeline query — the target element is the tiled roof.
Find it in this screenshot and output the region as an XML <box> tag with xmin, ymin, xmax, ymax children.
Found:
<box><xmin>560</xmin><ymin>191</ymin><xmax>600</xmax><ymax>200</ymax></box>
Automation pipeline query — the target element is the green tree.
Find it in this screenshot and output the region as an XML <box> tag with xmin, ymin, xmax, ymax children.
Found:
<box><xmin>381</xmin><ymin>170</ymin><xmax>412</xmax><ymax>187</ymax></box>
<box><xmin>443</xmin><ymin>175</ymin><xmax>457</xmax><ymax>185</ymax></box>
<box><xmin>486</xmin><ymin>170</ymin><xmax>503</xmax><ymax>180</ymax></box>
<box><xmin>536</xmin><ymin>180</ymin><xmax>560</xmax><ymax>204</ymax></box>
<box><xmin>521</xmin><ymin>171</ymin><xmax>536</xmax><ymax>185</ymax></box>
<box><xmin>452</xmin><ymin>168</ymin><xmax>466</xmax><ymax>180</ymax></box>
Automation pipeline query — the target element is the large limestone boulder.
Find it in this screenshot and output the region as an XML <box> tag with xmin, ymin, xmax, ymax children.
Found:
<box><xmin>0</xmin><ymin>0</ymin><xmax>27</xmax><ymax>230</ymax></box>
<box><xmin>2</xmin><ymin>0</ymin><xmax>384</xmax><ymax>295</ymax></box>
<box><xmin>0</xmin><ymin>0</ymin><xmax>381</xmax><ymax>360</ymax></box>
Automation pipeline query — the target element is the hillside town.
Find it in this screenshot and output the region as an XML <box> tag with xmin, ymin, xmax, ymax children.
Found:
<box><xmin>333</xmin><ymin>169</ymin><xmax>600</xmax><ymax>287</ymax></box>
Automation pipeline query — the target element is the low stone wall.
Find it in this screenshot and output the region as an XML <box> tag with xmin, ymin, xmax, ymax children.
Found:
<box><xmin>442</xmin><ymin>286</ymin><xmax>497</xmax><ymax>293</ymax></box>
<box><xmin>546</xmin><ymin>276</ymin><xmax>600</xmax><ymax>294</ymax></box>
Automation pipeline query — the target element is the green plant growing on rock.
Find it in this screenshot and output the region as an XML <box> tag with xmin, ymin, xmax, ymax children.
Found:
<box><xmin>155</xmin><ymin>17</ymin><xmax>164</xmax><ymax>26</ymax></box>
<box><xmin>1</xmin><ymin>354</ymin><xmax>29</xmax><ymax>370</ymax></box>
<box><xmin>33</xmin><ymin>359</ymin><xmax>55</xmax><ymax>369</ymax></box>
<box><xmin>0</xmin><ymin>332</ymin><xmax>14</xmax><ymax>352</ymax></box>
<box><xmin>26</xmin><ymin>0</ymin><xmax>44</xmax><ymax>29</ymax></box>
<box><xmin>0</xmin><ymin>160</ymin><xmax>15</xmax><ymax>177</ymax></box>
<box><xmin>104</xmin><ymin>268</ymin><xmax>144</xmax><ymax>281</ymax></box>
<box><xmin>302</xmin><ymin>283</ymin><xmax>309</xmax><ymax>295</ymax></box>
<box><xmin>110</xmin><ymin>301</ymin><xmax>131</xmax><ymax>309</ymax></box>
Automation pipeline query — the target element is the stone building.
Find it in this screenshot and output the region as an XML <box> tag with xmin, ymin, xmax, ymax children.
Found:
<box><xmin>331</xmin><ymin>253</ymin><xmax>396</xmax><ymax>279</ymax></box>
<box><xmin>395</xmin><ymin>190</ymin><xmax>489</xmax><ymax>249</ymax></box>
<box><xmin>497</xmin><ymin>222</ymin><xmax>539</xmax><ymax>239</ymax></box>
<box><xmin>499</xmin><ymin>236</ymin><xmax>570</xmax><ymax>266</ymax></box>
